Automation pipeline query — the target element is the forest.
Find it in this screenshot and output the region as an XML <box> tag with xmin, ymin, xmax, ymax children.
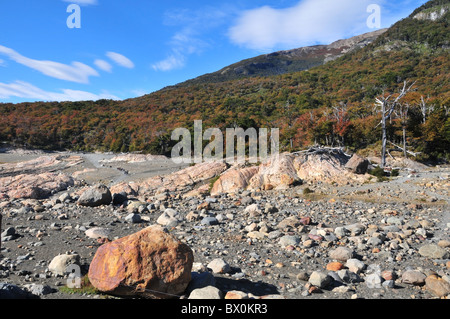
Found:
<box><xmin>0</xmin><ymin>1</ymin><xmax>449</xmax><ymax>163</ymax></box>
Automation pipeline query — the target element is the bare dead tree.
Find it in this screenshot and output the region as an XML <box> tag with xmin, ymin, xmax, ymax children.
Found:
<box><xmin>395</xmin><ymin>102</ymin><xmax>410</xmax><ymax>158</ymax></box>
<box><xmin>375</xmin><ymin>81</ymin><xmax>415</xmax><ymax>168</ymax></box>
<box><xmin>419</xmin><ymin>95</ymin><xmax>435</xmax><ymax>124</ymax></box>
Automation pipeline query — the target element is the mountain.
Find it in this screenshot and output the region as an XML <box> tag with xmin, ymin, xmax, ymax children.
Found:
<box><xmin>0</xmin><ymin>0</ymin><xmax>449</xmax><ymax>162</ymax></box>
<box><xmin>177</xmin><ymin>29</ymin><xmax>387</xmax><ymax>86</ymax></box>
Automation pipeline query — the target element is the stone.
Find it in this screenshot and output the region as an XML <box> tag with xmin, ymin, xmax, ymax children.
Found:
<box><xmin>329</xmin><ymin>247</ymin><xmax>354</xmax><ymax>262</ymax></box>
<box><xmin>345</xmin><ymin>154</ymin><xmax>369</xmax><ymax>174</ymax></box>
<box><xmin>125</xmin><ymin>213</ymin><xmax>142</xmax><ymax>223</ymax></box>
<box><xmin>308</xmin><ymin>271</ymin><xmax>332</xmax><ymax>289</ymax></box>
<box><xmin>334</xmin><ymin>227</ymin><xmax>350</xmax><ymax>238</ymax></box>
<box><xmin>294</xmin><ymin>148</ymin><xmax>369</xmax><ymax>185</ymax></box>
<box><xmin>24</xmin><ymin>284</ymin><xmax>53</xmax><ymax>296</ymax></box>
<box><xmin>126</xmin><ymin>201</ymin><xmax>146</xmax><ymax>213</ymax></box>
<box><xmin>249</xmin><ymin>153</ymin><xmax>302</xmax><ymax>190</ymax></box>
<box><xmin>88</xmin><ymin>225</ymin><xmax>193</xmax><ymax>299</ymax></box>
<box><xmin>0</xmin><ymin>171</ymin><xmax>76</xmax><ymax>200</ymax></box>
<box><xmin>112</xmin><ymin>192</ymin><xmax>128</xmax><ymax>205</ymax></box>
<box><xmin>345</xmin><ymin>259</ymin><xmax>366</xmax><ymax>274</ymax></box>
<box><xmin>344</xmin><ymin>223</ymin><xmax>365</xmax><ymax>236</ymax></box>
<box><xmin>425</xmin><ymin>275</ymin><xmax>450</xmax><ymax>298</ymax></box>
<box><xmin>201</xmin><ymin>217</ymin><xmax>219</xmax><ymax>226</ymax></box>
<box><xmin>337</xmin><ymin>269</ymin><xmax>363</xmax><ymax>284</ymax></box>
<box><xmin>365</xmin><ymin>273</ymin><xmax>383</xmax><ymax>289</ymax></box>
<box><xmin>326</xmin><ymin>262</ymin><xmax>344</xmax><ymax>271</ymax></box>
<box><xmin>401</xmin><ymin>270</ymin><xmax>426</xmax><ymax>286</ymax></box>
<box><xmin>186</xmin><ymin>272</ymin><xmax>216</xmax><ymax>293</ymax></box>
<box><xmin>48</xmin><ymin>253</ymin><xmax>81</xmax><ymax>276</ymax></box>
<box><xmin>77</xmin><ymin>184</ymin><xmax>112</xmax><ymax>207</ymax></box>
<box><xmin>210</xmin><ymin>166</ymin><xmax>259</xmax><ymax>195</ymax></box>
<box><xmin>225</xmin><ymin>290</ymin><xmax>249</xmax><ymax>299</ymax></box>
<box><xmin>207</xmin><ymin>258</ymin><xmax>231</xmax><ymax>274</ymax></box>
<box><xmin>0</xmin><ymin>283</ymin><xmax>35</xmax><ymax>299</ymax></box>
<box><xmin>279</xmin><ymin>235</ymin><xmax>301</xmax><ymax>247</ymax></box>
<box><xmin>157</xmin><ymin>208</ymin><xmax>180</xmax><ymax>227</ymax></box>
<box><xmin>85</xmin><ymin>227</ymin><xmax>111</xmax><ymax>239</ymax></box>
<box><xmin>418</xmin><ymin>244</ymin><xmax>449</xmax><ymax>259</ymax></box>
<box><xmin>189</xmin><ymin>286</ymin><xmax>223</xmax><ymax>299</ymax></box>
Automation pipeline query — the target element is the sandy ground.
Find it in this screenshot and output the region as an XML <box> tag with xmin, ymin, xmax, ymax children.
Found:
<box><xmin>0</xmin><ymin>150</ymin><xmax>189</xmax><ymax>187</ymax></box>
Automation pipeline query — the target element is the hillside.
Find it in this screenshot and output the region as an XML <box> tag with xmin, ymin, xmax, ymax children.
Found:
<box><xmin>0</xmin><ymin>0</ymin><xmax>449</xmax><ymax>162</ymax></box>
<box><xmin>176</xmin><ymin>29</ymin><xmax>387</xmax><ymax>86</ymax></box>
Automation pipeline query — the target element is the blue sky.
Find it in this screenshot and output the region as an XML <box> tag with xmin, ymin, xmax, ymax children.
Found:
<box><xmin>0</xmin><ymin>0</ymin><xmax>428</xmax><ymax>103</ymax></box>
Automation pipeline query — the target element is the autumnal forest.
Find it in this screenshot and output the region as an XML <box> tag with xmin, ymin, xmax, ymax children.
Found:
<box><xmin>1</xmin><ymin>1</ymin><xmax>449</xmax><ymax>163</ymax></box>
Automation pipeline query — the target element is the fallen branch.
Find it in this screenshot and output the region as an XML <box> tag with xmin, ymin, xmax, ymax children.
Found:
<box><xmin>388</xmin><ymin>141</ymin><xmax>421</xmax><ymax>157</ymax></box>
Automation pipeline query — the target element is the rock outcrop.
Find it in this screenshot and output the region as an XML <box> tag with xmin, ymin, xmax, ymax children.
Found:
<box><xmin>0</xmin><ymin>172</ymin><xmax>76</xmax><ymax>200</ymax></box>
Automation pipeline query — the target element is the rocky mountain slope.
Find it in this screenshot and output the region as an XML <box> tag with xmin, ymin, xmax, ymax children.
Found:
<box><xmin>177</xmin><ymin>29</ymin><xmax>387</xmax><ymax>86</ymax></box>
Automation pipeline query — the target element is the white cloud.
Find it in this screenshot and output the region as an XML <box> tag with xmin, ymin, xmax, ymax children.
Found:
<box><xmin>106</xmin><ymin>52</ymin><xmax>135</xmax><ymax>69</ymax></box>
<box><xmin>0</xmin><ymin>59</ymin><xmax>4</xmax><ymax>66</ymax></box>
<box><xmin>0</xmin><ymin>45</ymin><xmax>99</xmax><ymax>84</ymax></box>
<box><xmin>229</xmin><ymin>0</ymin><xmax>374</xmax><ymax>51</ymax></box>
<box><xmin>62</xmin><ymin>0</ymin><xmax>98</xmax><ymax>6</ymax></box>
<box><xmin>0</xmin><ymin>80</ymin><xmax>119</xmax><ymax>102</ymax></box>
<box><xmin>152</xmin><ymin>53</ymin><xmax>185</xmax><ymax>72</ymax></box>
<box><xmin>94</xmin><ymin>59</ymin><xmax>112</xmax><ymax>73</ymax></box>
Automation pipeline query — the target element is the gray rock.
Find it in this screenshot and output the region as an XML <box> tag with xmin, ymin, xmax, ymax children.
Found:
<box><xmin>189</xmin><ymin>286</ymin><xmax>223</xmax><ymax>299</ymax></box>
<box><xmin>85</xmin><ymin>227</ymin><xmax>110</xmax><ymax>239</ymax></box>
<box><xmin>337</xmin><ymin>269</ymin><xmax>363</xmax><ymax>284</ymax></box>
<box><xmin>186</xmin><ymin>272</ymin><xmax>216</xmax><ymax>293</ymax></box>
<box><xmin>24</xmin><ymin>284</ymin><xmax>53</xmax><ymax>296</ymax></box>
<box><xmin>418</xmin><ymin>244</ymin><xmax>448</xmax><ymax>259</ymax></box>
<box><xmin>157</xmin><ymin>208</ymin><xmax>180</xmax><ymax>227</ymax></box>
<box><xmin>125</xmin><ymin>213</ymin><xmax>142</xmax><ymax>223</ymax></box>
<box><xmin>0</xmin><ymin>283</ymin><xmax>34</xmax><ymax>299</ymax></box>
<box><xmin>309</xmin><ymin>271</ymin><xmax>333</xmax><ymax>288</ymax></box>
<box><xmin>201</xmin><ymin>217</ymin><xmax>219</xmax><ymax>226</ymax></box>
<box><xmin>344</xmin><ymin>223</ymin><xmax>365</xmax><ymax>236</ymax></box>
<box><xmin>365</xmin><ymin>273</ymin><xmax>383</xmax><ymax>289</ymax></box>
<box><xmin>278</xmin><ymin>235</ymin><xmax>300</xmax><ymax>247</ymax></box>
<box><xmin>345</xmin><ymin>259</ymin><xmax>366</xmax><ymax>274</ymax></box>
<box><xmin>48</xmin><ymin>254</ymin><xmax>80</xmax><ymax>276</ymax></box>
<box><xmin>402</xmin><ymin>270</ymin><xmax>426</xmax><ymax>285</ymax></box>
<box><xmin>207</xmin><ymin>258</ymin><xmax>231</xmax><ymax>274</ymax></box>
<box><xmin>329</xmin><ymin>247</ymin><xmax>354</xmax><ymax>262</ymax></box>
<box><xmin>77</xmin><ymin>184</ymin><xmax>112</xmax><ymax>207</ymax></box>
<box><xmin>112</xmin><ymin>192</ymin><xmax>128</xmax><ymax>205</ymax></box>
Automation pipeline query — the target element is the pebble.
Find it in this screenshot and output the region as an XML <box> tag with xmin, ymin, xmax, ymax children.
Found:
<box><xmin>329</xmin><ymin>247</ymin><xmax>354</xmax><ymax>262</ymax></box>
<box><xmin>207</xmin><ymin>258</ymin><xmax>231</xmax><ymax>274</ymax></box>
<box><xmin>401</xmin><ymin>270</ymin><xmax>426</xmax><ymax>286</ymax></box>
<box><xmin>189</xmin><ymin>286</ymin><xmax>223</xmax><ymax>299</ymax></box>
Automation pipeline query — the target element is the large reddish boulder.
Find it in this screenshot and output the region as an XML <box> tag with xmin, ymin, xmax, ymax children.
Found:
<box><xmin>88</xmin><ymin>225</ymin><xmax>193</xmax><ymax>299</ymax></box>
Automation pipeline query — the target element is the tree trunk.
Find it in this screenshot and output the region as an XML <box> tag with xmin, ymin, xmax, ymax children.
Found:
<box><xmin>381</xmin><ymin>114</ymin><xmax>387</xmax><ymax>168</ymax></box>
<box><xmin>402</xmin><ymin>125</ymin><xmax>407</xmax><ymax>158</ymax></box>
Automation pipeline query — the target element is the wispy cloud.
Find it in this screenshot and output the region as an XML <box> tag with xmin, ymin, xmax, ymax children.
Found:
<box><xmin>229</xmin><ymin>0</ymin><xmax>374</xmax><ymax>51</ymax></box>
<box><xmin>62</xmin><ymin>0</ymin><xmax>98</xmax><ymax>6</ymax></box>
<box><xmin>0</xmin><ymin>80</ymin><xmax>119</xmax><ymax>102</ymax></box>
<box><xmin>0</xmin><ymin>45</ymin><xmax>99</xmax><ymax>84</ymax></box>
<box><xmin>152</xmin><ymin>6</ymin><xmax>232</xmax><ymax>72</ymax></box>
<box><xmin>0</xmin><ymin>58</ymin><xmax>4</xmax><ymax>67</ymax></box>
<box><xmin>94</xmin><ymin>59</ymin><xmax>112</xmax><ymax>73</ymax></box>
<box><xmin>106</xmin><ymin>52</ymin><xmax>135</xmax><ymax>69</ymax></box>
<box><xmin>152</xmin><ymin>53</ymin><xmax>185</xmax><ymax>72</ymax></box>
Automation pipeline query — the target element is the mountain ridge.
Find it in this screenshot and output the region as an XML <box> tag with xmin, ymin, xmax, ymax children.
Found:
<box><xmin>173</xmin><ymin>29</ymin><xmax>388</xmax><ymax>87</ymax></box>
